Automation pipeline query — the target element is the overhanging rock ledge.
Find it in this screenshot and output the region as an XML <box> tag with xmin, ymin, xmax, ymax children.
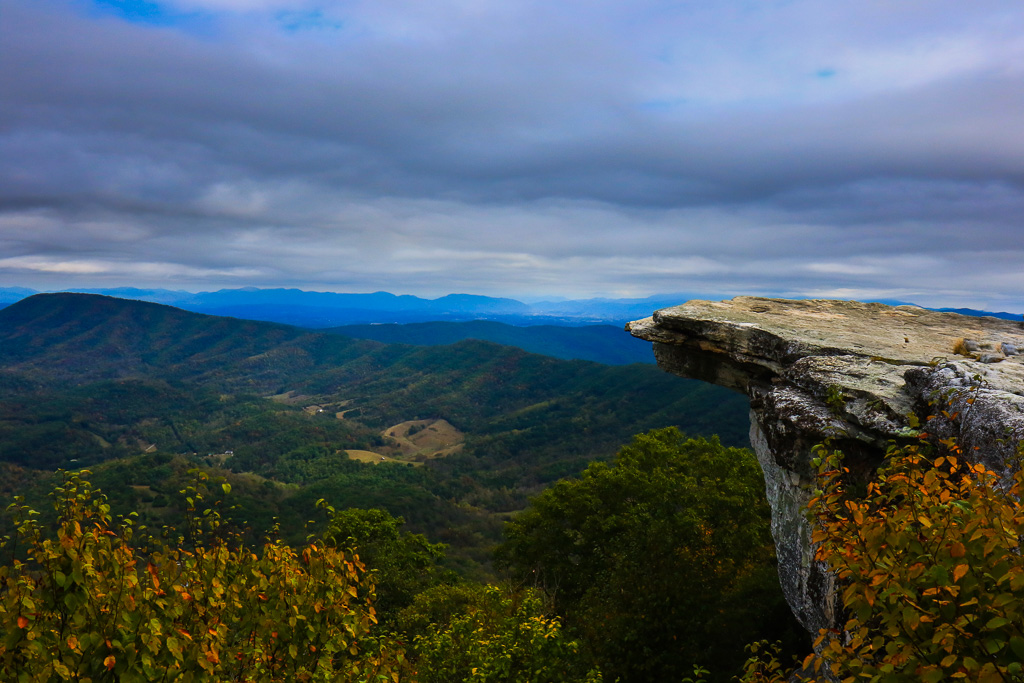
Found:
<box><xmin>627</xmin><ymin>296</ymin><xmax>1024</xmax><ymax>636</ymax></box>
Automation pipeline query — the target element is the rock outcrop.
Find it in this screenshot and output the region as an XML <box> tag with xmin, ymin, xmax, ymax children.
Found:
<box><xmin>628</xmin><ymin>297</ymin><xmax>1024</xmax><ymax>636</ymax></box>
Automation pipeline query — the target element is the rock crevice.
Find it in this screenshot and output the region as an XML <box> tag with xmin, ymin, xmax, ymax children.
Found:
<box><xmin>628</xmin><ymin>296</ymin><xmax>1024</xmax><ymax>634</ymax></box>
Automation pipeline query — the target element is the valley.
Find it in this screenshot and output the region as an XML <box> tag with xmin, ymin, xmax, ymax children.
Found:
<box><xmin>0</xmin><ymin>292</ymin><xmax>748</xmax><ymax>575</ymax></box>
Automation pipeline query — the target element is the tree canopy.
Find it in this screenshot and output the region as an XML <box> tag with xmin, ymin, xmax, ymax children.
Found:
<box><xmin>322</xmin><ymin>506</ymin><xmax>450</xmax><ymax>624</ymax></box>
<box><xmin>498</xmin><ymin>427</ymin><xmax>803</xmax><ymax>682</ymax></box>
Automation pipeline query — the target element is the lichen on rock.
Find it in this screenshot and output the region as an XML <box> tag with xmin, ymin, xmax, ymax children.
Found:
<box><xmin>627</xmin><ymin>296</ymin><xmax>1024</xmax><ymax>636</ymax></box>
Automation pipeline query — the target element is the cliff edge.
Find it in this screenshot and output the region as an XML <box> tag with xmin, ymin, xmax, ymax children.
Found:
<box><xmin>628</xmin><ymin>296</ymin><xmax>1024</xmax><ymax>636</ymax></box>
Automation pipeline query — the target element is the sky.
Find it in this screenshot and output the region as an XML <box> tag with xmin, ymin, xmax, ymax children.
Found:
<box><xmin>2</xmin><ymin>0</ymin><xmax>1023</xmax><ymax>309</ymax></box>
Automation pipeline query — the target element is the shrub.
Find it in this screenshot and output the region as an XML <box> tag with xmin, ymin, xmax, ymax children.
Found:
<box><xmin>0</xmin><ymin>470</ymin><xmax>408</xmax><ymax>682</ymax></box>
<box><xmin>411</xmin><ymin>585</ymin><xmax>601</xmax><ymax>683</ymax></box>
<box><xmin>744</xmin><ymin>440</ymin><xmax>1024</xmax><ymax>682</ymax></box>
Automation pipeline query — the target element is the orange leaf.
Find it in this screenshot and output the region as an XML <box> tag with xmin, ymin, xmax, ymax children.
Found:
<box><xmin>953</xmin><ymin>564</ymin><xmax>969</xmax><ymax>582</ymax></box>
<box><xmin>104</xmin><ymin>656</ymin><xmax>116</xmax><ymax>671</ymax></box>
<box><xmin>17</xmin><ymin>616</ymin><xmax>28</xmax><ymax>629</ymax></box>
<box><xmin>950</xmin><ymin>542</ymin><xmax>966</xmax><ymax>558</ymax></box>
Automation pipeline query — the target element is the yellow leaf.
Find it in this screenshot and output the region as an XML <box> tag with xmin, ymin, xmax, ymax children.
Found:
<box><xmin>953</xmin><ymin>564</ymin><xmax>969</xmax><ymax>582</ymax></box>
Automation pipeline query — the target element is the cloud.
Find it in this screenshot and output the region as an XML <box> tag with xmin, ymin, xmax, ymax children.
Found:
<box><xmin>0</xmin><ymin>0</ymin><xmax>1022</xmax><ymax>309</ymax></box>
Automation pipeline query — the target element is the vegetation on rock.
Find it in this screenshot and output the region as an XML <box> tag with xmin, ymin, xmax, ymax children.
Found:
<box><xmin>743</xmin><ymin>439</ymin><xmax>1024</xmax><ymax>682</ymax></box>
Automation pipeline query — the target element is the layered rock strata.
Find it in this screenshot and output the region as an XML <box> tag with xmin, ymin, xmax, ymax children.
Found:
<box><xmin>627</xmin><ymin>297</ymin><xmax>1024</xmax><ymax>635</ymax></box>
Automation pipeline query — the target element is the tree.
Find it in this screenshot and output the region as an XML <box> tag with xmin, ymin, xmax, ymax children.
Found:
<box><xmin>498</xmin><ymin>427</ymin><xmax>801</xmax><ymax>682</ymax></box>
<box><xmin>322</xmin><ymin>506</ymin><xmax>450</xmax><ymax>624</ymax></box>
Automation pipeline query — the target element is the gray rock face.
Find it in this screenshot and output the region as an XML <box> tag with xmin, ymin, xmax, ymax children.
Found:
<box><xmin>627</xmin><ymin>297</ymin><xmax>1024</xmax><ymax>635</ymax></box>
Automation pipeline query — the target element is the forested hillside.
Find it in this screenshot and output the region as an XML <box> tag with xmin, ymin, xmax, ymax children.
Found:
<box><xmin>324</xmin><ymin>320</ymin><xmax>654</xmax><ymax>365</ymax></box>
<box><xmin>0</xmin><ymin>293</ymin><xmax>748</xmax><ymax>572</ymax></box>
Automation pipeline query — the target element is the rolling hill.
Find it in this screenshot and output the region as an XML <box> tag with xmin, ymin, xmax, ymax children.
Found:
<box><xmin>0</xmin><ymin>293</ymin><xmax>749</xmax><ymax>569</ymax></box>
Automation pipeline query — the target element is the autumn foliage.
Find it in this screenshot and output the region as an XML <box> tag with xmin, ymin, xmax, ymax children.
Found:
<box><xmin>0</xmin><ymin>471</ymin><xmax>407</xmax><ymax>682</ymax></box>
<box><xmin>746</xmin><ymin>439</ymin><xmax>1024</xmax><ymax>683</ymax></box>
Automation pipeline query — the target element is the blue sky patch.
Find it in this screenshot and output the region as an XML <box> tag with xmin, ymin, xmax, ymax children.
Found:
<box><xmin>89</xmin><ymin>0</ymin><xmax>210</xmax><ymax>30</ymax></box>
<box><xmin>276</xmin><ymin>9</ymin><xmax>344</xmax><ymax>33</ymax></box>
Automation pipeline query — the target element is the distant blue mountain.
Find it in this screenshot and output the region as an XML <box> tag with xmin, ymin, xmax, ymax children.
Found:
<box><xmin>527</xmin><ymin>294</ymin><xmax>702</xmax><ymax>323</ymax></box>
<box><xmin>0</xmin><ymin>287</ymin><xmax>662</xmax><ymax>325</ymax></box>
<box><xmin>0</xmin><ymin>287</ymin><xmax>38</xmax><ymax>305</ymax></box>
<box><xmin>930</xmin><ymin>307</ymin><xmax>1023</xmax><ymax>322</ymax></box>
<box><xmin>872</xmin><ymin>300</ymin><xmax>1023</xmax><ymax>321</ymax></box>
<box><xmin>0</xmin><ymin>288</ymin><xmax>1019</xmax><ymax>326</ymax></box>
<box><xmin>325</xmin><ymin>320</ymin><xmax>655</xmax><ymax>365</ymax></box>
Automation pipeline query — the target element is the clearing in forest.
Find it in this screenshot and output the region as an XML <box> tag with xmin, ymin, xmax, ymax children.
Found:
<box><xmin>382</xmin><ymin>419</ymin><xmax>465</xmax><ymax>461</ymax></box>
<box><xmin>345</xmin><ymin>449</ymin><xmax>401</xmax><ymax>465</ymax></box>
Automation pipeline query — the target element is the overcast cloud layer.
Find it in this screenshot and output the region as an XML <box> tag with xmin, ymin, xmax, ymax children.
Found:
<box><xmin>2</xmin><ymin>0</ymin><xmax>1023</xmax><ymax>308</ymax></box>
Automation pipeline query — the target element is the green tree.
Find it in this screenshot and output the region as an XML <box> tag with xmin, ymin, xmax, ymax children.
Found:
<box><xmin>322</xmin><ymin>506</ymin><xmax>450</xmax><ymax>624</ymax></box>
<box><xmin>498</xmin><ymin>427</ymin><xmax>801</xmax><ymax>682</ymax></box>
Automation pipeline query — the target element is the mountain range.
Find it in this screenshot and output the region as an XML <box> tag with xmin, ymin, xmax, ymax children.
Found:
<box><xmin>0</xmin><ymin>287</ymin><xmax>710</xmax><ymax>326</ymax></box>
<box><xmin>0</xmin><ymin>287</ymin><xmax>1019</xmax><ymax>333</ymax></box>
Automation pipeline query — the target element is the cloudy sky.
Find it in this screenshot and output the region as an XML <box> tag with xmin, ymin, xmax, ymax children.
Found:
<box><xmin>2</xmin><ymin>0</ymin><xmax>1023</xmax><ymax>308</ymax></box>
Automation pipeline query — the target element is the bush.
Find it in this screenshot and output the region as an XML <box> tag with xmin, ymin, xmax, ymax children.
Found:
<box><xmin>745</xmin><ymin>440</ymin><xmax>1024</xmax><ymax>682</ymax></box>
<box><xmin>0</xmin><ymin>471</ymin><xmax>408</xmax><ymax>682</ymax></box>
<box><xmin>411</xmin><ymin>585</ymin><xmax>601</xmax><ymax>683</ymax></box>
